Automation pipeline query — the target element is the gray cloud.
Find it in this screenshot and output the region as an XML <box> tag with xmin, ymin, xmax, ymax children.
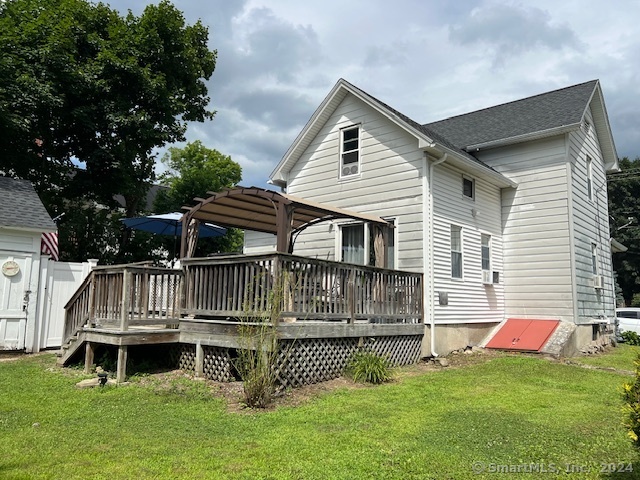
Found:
<box><xmin>82</xmin><ymin>1</ymin><xmax>640</xmax><ymax>187</ymax></box>
<box><xmin>229</xmin><ymin>89</ymin><xmax>316</xmax><ymax>130</ymax></box>
<box><xmin>449</xmin><ymin>4</ymin><xmax>581</xmax><ymax>61</ymax></box>
<box><xmin>363</xmin><ymin>43</ymin><xmax>409</xmax><ymax>68</ymax></box>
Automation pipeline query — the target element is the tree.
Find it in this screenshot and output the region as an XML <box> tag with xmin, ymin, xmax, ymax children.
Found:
<box><xmin>0</xmin><ymin>0</ymin><xmax>216</xmax><ymax>263</ymax></box>
<box><xmin>608</xmin><ymin>157</ymin><xmax>640</xmax><ymax>305</ymax></box>
<box><xmin>154</xmin><ymin>141</ymin><xmax>243</xmax><ymax>257</ymax></box>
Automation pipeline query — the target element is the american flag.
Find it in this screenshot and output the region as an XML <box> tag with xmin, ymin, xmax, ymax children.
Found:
<box><xmin>41</xmin><ymin>232</ymin><xmax>59</xmax><ymax>261</ymax></box>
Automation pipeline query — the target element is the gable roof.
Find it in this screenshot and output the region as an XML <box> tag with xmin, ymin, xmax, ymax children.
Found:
<box><xmin>270</xmin><ymin>79</ymin><xmax>515</xmax><ymax>189</ymax></box>
<box><xmin>271</xmin><ymin>79</ymin><xmax>619</xmax><ymax>187</ymax></box>
<box><xmin>0</xmin><ymin>177</ymin><xmax>56</xmax><ymax>232</ymax></box>
<box><xmin>424</xmin><ymin>80</ymin><xmax>618</xmax><ymax>171</ymax></box>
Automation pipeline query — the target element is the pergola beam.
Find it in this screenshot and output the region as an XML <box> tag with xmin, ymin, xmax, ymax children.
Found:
<box><xmin>180</xmin><ymin>186</ymin><xmax>392</xmax><ymax>262</ymax></box>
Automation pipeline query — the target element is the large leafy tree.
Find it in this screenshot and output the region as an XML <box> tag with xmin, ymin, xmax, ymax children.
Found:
<box><xmin>0</xmin><ymin>0</ymin><xmax>216</xmax><ymax>262</ymax></box>
<box><xmin>608</xmin><ymin>156</ymin><xmax>640</xmax><ymax>305</ymax></box>
<box><xmin>154</xmin><ymin>141</ymin><xmax>243</xmax><ymax>257</ymax></box>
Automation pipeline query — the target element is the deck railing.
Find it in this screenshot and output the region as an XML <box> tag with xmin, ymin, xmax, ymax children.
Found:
<box><xmin>182</xmin><ymin>253</ymin><xmax>423</xmax><ymax>324</ymax></box>
<box><xmin>63</xmin><ymin>253</ymin><xmax>423</xmax><ymax>345</ymax></box>
<box><xmin>63</xmin><ymin>264</ymin><xmax>183</xmax><ymax>344</ymax></box>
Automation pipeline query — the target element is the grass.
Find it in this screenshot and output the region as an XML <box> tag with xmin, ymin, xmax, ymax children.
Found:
<box><xmin>1</xmin><ymin>351</ymin><xmax>639</xmax><ymax>479</ymax></box>
<box><xmin>572</xmin><ymin>344</ymin><xmax>640</xmax><ymax>371</ymax></box>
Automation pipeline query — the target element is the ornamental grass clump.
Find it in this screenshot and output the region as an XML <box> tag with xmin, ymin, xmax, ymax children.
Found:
<box><xmin>346</xmin><ymin>349</ymin><xmax>392</xmax><ymax>384</ymax></box>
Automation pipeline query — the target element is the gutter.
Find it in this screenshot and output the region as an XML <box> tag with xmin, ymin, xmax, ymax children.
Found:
<box><xmin>465</xmin><ymin>123</ymin><xmax>581</xmax><ymax>152</ymax></box>
<box><xmin>424</xmin><ymin>152</ymin><xmax>448</xmax><ymax>357</ymax></box>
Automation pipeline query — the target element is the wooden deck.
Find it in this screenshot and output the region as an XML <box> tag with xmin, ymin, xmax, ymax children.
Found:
<box><xmin>59</xmin><ymin>253</ymin><xmax>424</xmax><ymax>384</ymax></box>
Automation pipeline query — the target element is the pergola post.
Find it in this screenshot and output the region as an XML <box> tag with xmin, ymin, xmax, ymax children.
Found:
<box><xmin>275</xmin><ymin>202</ymin><xmax>294</xmax><ymax>253</ymax></box>
<box><xmin>180</xmin><ymin>211</ymin><xmax>191</xmax><ymax>259</ymax></box>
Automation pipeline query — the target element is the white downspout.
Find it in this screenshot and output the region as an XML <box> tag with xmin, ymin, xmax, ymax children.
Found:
<box><xmin>424</xmin><ymin>152</ymin><xmax>447</xmax><ymax>357</ymax></box>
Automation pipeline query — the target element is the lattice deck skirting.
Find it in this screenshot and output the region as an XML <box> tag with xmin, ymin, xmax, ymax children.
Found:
<box><xmin>202</xmin><ymin>345</ymin><xmax>233</xmax><ymax>382</ymax></box>
<box><xmin>171</xmin><ymin>334</ymin><xmax>422</xmax><ymax>388</ymax></box>
<box><xmin>275</xmin><ymin>334</ymin><xmax>423</xmax><ymax>388</ymax></box>
<box><xmin>176</xmin><ymin>344</ymin><xmax>196</xmax><ymax>372</ymax></box>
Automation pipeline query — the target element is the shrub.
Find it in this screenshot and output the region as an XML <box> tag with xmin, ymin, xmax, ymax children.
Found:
<box><xmin>346</xmin><ymin>349</ymin><xmax>392</xmax><ymax>384</ymax></box>
<box><xmin>622</xmin><ymin>354</ymin><xmax>640</xmax><ymax>447</ymax></box>
<box><xmin>234</xmin><ymin>322</ymin><xmax>279</xmax><ymax>408</ymax></box>
<box><xmin>621</xmin><ymin>331</ymin><xmax>640</xmax><ymax>346</ymax></box>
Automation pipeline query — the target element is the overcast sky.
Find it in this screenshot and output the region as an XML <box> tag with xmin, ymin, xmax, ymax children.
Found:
<box><xmin>110</xmin><ymin>0</ymin><xmax>640</xmax><ymax>189</ymax></box>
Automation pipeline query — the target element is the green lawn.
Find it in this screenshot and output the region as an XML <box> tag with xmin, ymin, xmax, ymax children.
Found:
<box><xmin>1</xmin><ymin>352</ymin><xmax>639</xmax><ymax>479</ymax></box>
<box><xmin>572</xmin><ymin>344</ymin><xmax>640</xmax><ymax>371</ymax></box>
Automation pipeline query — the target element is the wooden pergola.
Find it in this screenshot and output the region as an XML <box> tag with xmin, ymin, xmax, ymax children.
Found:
<box><xmin>180</xmin><ymin>186</ymin><xmax>393</xmax><ymax>266</ymax></box>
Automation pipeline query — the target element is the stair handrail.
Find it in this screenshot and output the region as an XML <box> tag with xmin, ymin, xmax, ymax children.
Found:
<box><xmin>62</xmin><ymin>270</ymin><xmax>95</xmax><ymax>344</ymax></box>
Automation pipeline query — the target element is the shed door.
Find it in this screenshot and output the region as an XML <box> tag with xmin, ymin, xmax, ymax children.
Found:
<box><xmin>0</xmin><ymin>253</ymin><xmax>33</xmax><ymax>350</ymax></box>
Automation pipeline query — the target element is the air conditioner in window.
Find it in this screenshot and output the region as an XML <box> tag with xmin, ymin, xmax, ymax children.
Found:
<box><xmin>482</xmin><ymin>270</ymin><xmax>493</xmax><ymax>285</ymax></box>
<box><xmin>342</xmin><ymin>165</ymin><xmax>359</xmax><ymax>176</ymax></box>
<box><xmin>593</xmin><ymin>275</ymin><xmax>604</xmax><ymax>289</ymax></box>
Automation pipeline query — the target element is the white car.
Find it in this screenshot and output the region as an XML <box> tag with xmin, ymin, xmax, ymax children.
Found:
<box><xmin>616</xmin><ymin>308</ymin><xmax>640</xmax><ymax>335</ymax></box>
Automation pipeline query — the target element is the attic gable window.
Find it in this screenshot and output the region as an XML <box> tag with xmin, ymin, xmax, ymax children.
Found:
<box><xmin>340</xmin><ymin>126</ymin><xmax>360</xmax><ymax>178</ymax></box>
<box><xmin>463</xmin><ymin>176</ymin><xmax>475</xmax><ymax>200</ymax></box>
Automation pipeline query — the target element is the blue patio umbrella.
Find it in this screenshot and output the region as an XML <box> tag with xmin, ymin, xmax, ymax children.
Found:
<box><xmin>121</xmin><ymin>212</ymin><xmax>226</xmax><ymax>261</ymax></box>
<box><xmin>121</xmin><ymin>212</ymin><xmax>226</xmax><ymax>238</ymax></box>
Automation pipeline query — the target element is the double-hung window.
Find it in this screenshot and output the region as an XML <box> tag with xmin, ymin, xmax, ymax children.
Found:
<box><xmin>451</xmin><ymin>225</ymin><xmax>463</xmax><ymax>279</ymax></box>
<box><xmin>340</xmin><ymin>126</ymin><xmax>360</xmax><ymax>178</ymax></box>
<box><xmin>587</xmin><ymin>156</ymin><xmax>593</xmax><ymax>201</ymax></box>
<box><xmin>481</xmin><ymin>234</ymin><xmax>491</xmax><ymax>272</ymax></box>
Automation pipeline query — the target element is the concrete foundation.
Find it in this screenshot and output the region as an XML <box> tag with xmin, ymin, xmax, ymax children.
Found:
<box><xmin>421</xmin><ymin>322</ymin><xmax>499</xmax><ymax>357</ymax></box>
<box><xmin>423</xmin><ymin>321</ymin><xmax>614</xmax><ymax>358</ymax></box>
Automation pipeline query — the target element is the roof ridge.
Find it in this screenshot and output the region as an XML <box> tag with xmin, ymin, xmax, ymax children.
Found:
<box><xmin>425</xmin><ymin>79</ymin><xmax>598</xmax><ymax>125</ymax></box>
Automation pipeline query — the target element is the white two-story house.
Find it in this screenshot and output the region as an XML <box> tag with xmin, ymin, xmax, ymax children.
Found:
<box><xmin>247</xmin><ymin>79</ymin><xmax>619</xmax><ymax>356</ymax></box>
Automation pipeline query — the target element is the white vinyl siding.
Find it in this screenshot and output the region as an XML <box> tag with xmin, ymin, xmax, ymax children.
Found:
<box><xmin>569</xmin><ymin>106</ymin><xmax>614</xmax><ymax>319</ymax></box>
<box><xmin>286</xmin><ymin>93</ymin><xmax>425</xmax><ymax>272</ymax></box>
<box><xmin>477</xmin><ymin>136</ymin><xmax>575</xmax><ymax>321</ymax></box>
<box><xmin>432</xmin><ymin>163</ymin><xmax>504</xmax><ymax>324</ymax></box>
<box><xmin>243</xmin><ymin>230</ymin><xmax>276</xmax><ymax>254</ymax></box>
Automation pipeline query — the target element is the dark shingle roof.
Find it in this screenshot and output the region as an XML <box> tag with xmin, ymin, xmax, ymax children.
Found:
<box><xmin>424</xmin><ymin>80</ymin><xmax>598</xmax><ymax>149</ymax></box>
<box><xmin>0</xmin><ymin>177</ymin><xmax>56</xmax><ymax>231</ymax></box>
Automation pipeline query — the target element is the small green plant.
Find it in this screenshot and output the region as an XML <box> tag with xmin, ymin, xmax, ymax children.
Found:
<box><xmin>622</xmin><ymin>354</ymin><xmax>640</xmax><ymax>447</ymax></box>
<box><xmin>345</xmin><ymin>349</ymin><xmax>392</xmax><ymax>384</ymax></box>
<box><xmin>621</xmin><ymin>331</ymin><xmax>640</xmax><ymax>346</ymax></box>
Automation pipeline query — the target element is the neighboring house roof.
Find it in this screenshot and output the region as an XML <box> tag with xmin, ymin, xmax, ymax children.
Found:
<box><xmin>0</xmin><ymin>176</ymin><xmax>56</xmax><ymax>232</ymax></box>
<box><xmin>425</xmin><ymin>80</ymin><xmax>619</xmax><ymax>172</ymax></box>
<box><xmin>114</xmin><ymin>184</ymin><xmax>169</xmax><ymax>212</ymax></box>
<box><xmin>270</xmin><ymin>78</ymin><xmax>515</xmax><ymax>189</ymax></box>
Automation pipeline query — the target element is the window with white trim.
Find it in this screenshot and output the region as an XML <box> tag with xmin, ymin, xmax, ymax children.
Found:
<box><xmin>481</xmin><ymin>234</ymin><xmax>491</xmax><ymax>272</ymax></box>
<box><xmin>340</xmin><ymin>221</ymin><xmax>395</xmax><ymax>268</ymax></box>
<box><xmin>463</xmin><ymin>176</ymin><xmax>475</xmax><ymax>200</ymax></box>
<box><xmin>340</xmin><ymin>126</ymin><xmax>360</xmax><ymax>178</ymax></box>
<box><xmin>591</xmin><ymin>242</ymin><xmax>598</xmax><ymax>275</ymax></box>
<box><xmin>341</xmin><ymin>224</ymin><xmax>365</xmax><ymax>264</ymax></box>
<box><xmin>451</xmin><ymin>225</ymin><xmax>463</xmax><ymax>279</ymax></box>
<box><xmin>587</xmin><ymin>156</ymin><xmax>593</xmax><ymax>201</ymax></box>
